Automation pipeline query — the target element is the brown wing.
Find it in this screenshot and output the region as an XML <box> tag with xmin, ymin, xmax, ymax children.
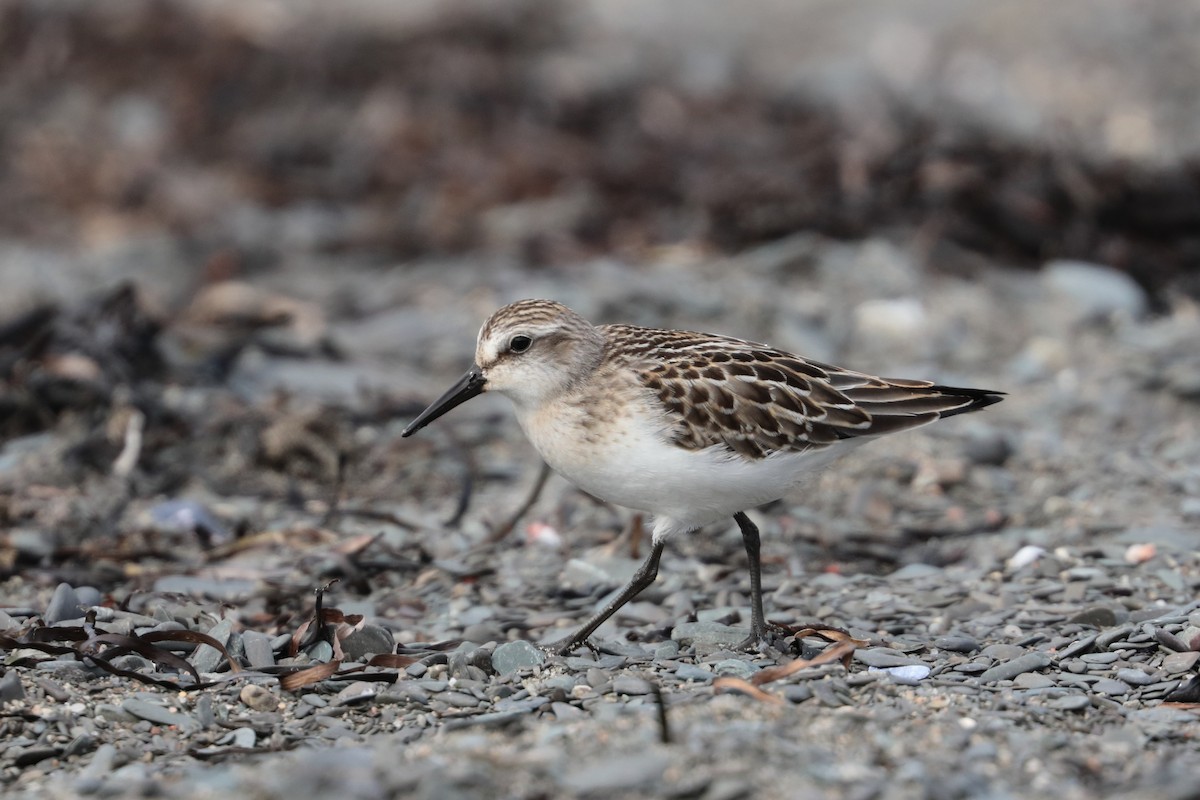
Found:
<box><xmin>604</xmin><ymin>325</ymin><xmax>1003</xmax><ymax>460</ymax></box>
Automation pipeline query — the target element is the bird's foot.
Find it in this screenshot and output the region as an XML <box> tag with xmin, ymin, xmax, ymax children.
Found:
<box><xmin>542</xmin><ymin>634</ymin><xmax>598</xmax><ymax>657</ymax></box>
<box><xmin>735</xmin><ymin>621</ymin><xmax>798</xmax><ymax>654</ymax></box>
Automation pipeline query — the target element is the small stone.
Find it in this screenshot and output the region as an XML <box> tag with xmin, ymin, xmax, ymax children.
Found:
<box><xmin>934</xmin><ymin>635</ymin><xmax>980</xmax><ymax>653</ymax></box>
<box><xmin>438</xmin><ymin>691</ymin><xmax>480</xmax><ymax>708</ymax></box>
<box><xmin>963</xmin><ymin>431</ymin><xmax>1012</xmax><ymax>466</ymax></box>
<box><xmin>191</xmin><ymin>619</ymin><xmax>234</xmax><ymax>673</ymax></box>
<box><xmin>671</xmin><ymin>621</ymin><xmax>745</xmax><ymax>649</ymax></box>
<box><xmin>1092</xmin><ymin>679</ymin><xmax>1131</xmax><ymax>696</ymax></box>
<box><xmin>855</xmin><ymin>648</ymin><xmax>925</xmax><ymax>668</ymax></box>
<box><xmin>782</xmin><ymin>684</ymin><xmax>813</xmax><ymax>703</ymax></box>
<box><xmin>491</xmin><ymin>640</ymin><xmax>546</xmax><ymax>675</ymax></box>
<box><xmin>1080</xmin><ymin>652</ymin><xmax>1120</xmax><ymax>664</ymax></box>
<box><xmin>1069</xmin><ymin>607</ymin><xmax>1119</xmax><ymax>628</ymax></box>
<box><xmin>335</xmin><ymin>681</ymin><xmax>379</xmax><ymax>706</ymax></box>
<box><xmin>44</xmin><ymin>583</ymin><xmax>83</xmax><ymax>624</ymax></box>
<box><xmin>1058</xmin><ymin>635</ymin><xmax>1097</xmax><ymax>659</ymax></box>
<box><xmin>561</xmin><ymin>751</ymin><xmax>671</xmax><ymax>794</ymax></box>
<box><xmin>1042</xmin><ymin>259</ymin><xmax>1147</xmax><ymax>320</ymax></box>
<box><xmin>1049</xmin><ymin>695</ymin><xmax>1092</xmax><ymax>712</ymax></box>
<box><xmin>0</xmin><ymin>670</ymin><xmax>24</xmax><ymax>702</ymax></box>
<box><xmin>241</xmin><ymin>630</ymin><xmax>276</xmax><ymax>669</ymax></box>
<box><xmin>869</xmin><ymin>665</ymin><xmax>931</xmax><ymax>685</ymax></box>
<box><xmin>240</xmin><ymin>684</ymin><xmax>278</xmax><ymax>712</ymax></box>
<box><xmin>674</xmin><ymin>664</ymin><xmax>713</xmax><ymax>683</ymax></box>
<box><xmin>341</xmin><ymin>624</ymin><xmax>395</xmax><ymax>661</ymax></box>
<box><xmin>121</xmin><ymin>699</ymin><xmax>200</xmax><ymax>733</ymax></box>
<box><xmin>712</xmin><ymin>659</ymin><xmax>757</xmax><ymax>680</ymax></box>
<box><xmin>979</xmin><ymin>652</ymin><xmax>1052</xmax><ymax>683</ymax></box>
<box><xmin>1116</xmin><ymin>669</ymin><xmax>1155</xmax><ymax>686</ymax></box>
<box><xmin>1162</xmin><ymin>651</ymin><xmax>1200</xmax><ymax>674</ymax></box>
<box><xmin>1014</xmin><ymin>672</ymin><xmax>1056</xmax><ymax>690</ymax></box>
<box><xmin>888</xmin><ymin>563</ymin><xmax>943</xmax><ymax>580</ymax></box>
<box><xmin>611</xmin><ymin>675</ymin><xmax>654</xmax><ymax>695</ymax></box>
<box><xmin>981</xmin><ymin>644</ymin><xmax>1026</xmax><ymax>660</ymax></box>
<box><xmin>653</xmin><ymin>640</ymin><xmax>680</xmax><ymax>660</ymax></box>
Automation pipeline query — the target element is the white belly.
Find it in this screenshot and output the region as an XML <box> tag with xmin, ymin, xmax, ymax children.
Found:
<box><xmin>515</xmin><ymin>398</ymin><xmax>860</xmax><ymax>541</ymax></box>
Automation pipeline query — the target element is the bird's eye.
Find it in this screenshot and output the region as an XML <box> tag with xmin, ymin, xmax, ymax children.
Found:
<box><xmin>509</xmin><ymin>335</ymin><xmax>533</xmax><ymax>353</ymax></box>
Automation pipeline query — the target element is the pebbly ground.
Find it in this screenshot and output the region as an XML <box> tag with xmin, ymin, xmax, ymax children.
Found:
<box><xmin>2</xmin><ymin>2</ymin><xmax>1200</xmax><ymax>798</ymax></box>
<box><xmin>2</xmin><ymin>236</ymin><xmax>1199</xmax><ymax>799</ymax></box>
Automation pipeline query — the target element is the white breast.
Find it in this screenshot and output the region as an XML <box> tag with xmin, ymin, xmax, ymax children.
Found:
<box><xmin>514</xmin><ymin>394</ymin><xmax>862</xmax><ymax>542</ymax></box>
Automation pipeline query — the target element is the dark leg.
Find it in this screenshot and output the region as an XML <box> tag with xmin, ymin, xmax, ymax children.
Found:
<box><xmin>550</xmin><ymin>539</ymin><xmax>666</xmax><ymax>656</ymax></box>
<box><xmin>734</xmin><ymin>511</ymin><xmax>769</xmax><ymax>649</ymax></box>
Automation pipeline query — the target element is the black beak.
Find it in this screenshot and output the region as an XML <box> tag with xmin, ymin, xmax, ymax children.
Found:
<box><xmin>401</xmin><ymin>365</ymin><xmax>487</xmax><ymax>437</ymax></box>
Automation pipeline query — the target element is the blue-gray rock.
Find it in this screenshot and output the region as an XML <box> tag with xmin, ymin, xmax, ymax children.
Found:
<box><xmin>854</xmin><ymin>648</ymin><xmax>925</xmax><ymax>668</ymax></box>
<box><xmin>1116</xmin><ymin>669</ymin><xmax>1155</xmax><ymax>686</ymax></box>
<box><xmin>44</xmin><ymin>583</ymin><xmax>83</xmax><ymax>624</ymax></box>
<box><xmin>241</xmin><ymin>630</ymin><xmax>276</xmax><ymax>669</ymax></box>
<box><xmin>934</xmin><ymin>635</ymin><xmax>980</xmax><ymax>653</ymax></box>
<box><xmin>1092</xmin><ymin>678</ymin><xmax>1131</xmax><ymax>696</ymax></box>
<box><xmin>561</xmin><ymin>750</ymin><xmax>671</xmax><ymax>794</ymax></box>
<box><xmin>979</xmin><ymin>652</ymin><xmax>1052</xmax><ymax>683</ymax></box>
<box><xmin>712</xmin><ymin>659</ymin><xmax>758</xmax><ymax>679</ymax></box>
<box><xmin>671</xmin><ymin>621</ymin><xmax>746</xmax><ymax>649</ymax></box>
<box><xmin>191</xmin><ymin>618</ymin><xmax>234</xmax><ymax>673</ymax></box>
<box><xmin>674</xmin><ymin>664</ymin><xmax>714</xmax><ymax>683</ymax></box>
<box><xmin>1049</xmin><ymin>694</ymin><xmax>1092</xmax><ymax>712</ymax></box>
<box><xmin>341</xmin><ymin>624</ymin><xmax>395</xmax><ymax>661</ymax></box>
<box><xmin>1042</xmin><ymin>260</ymin><xmax>1147</xmax><ymax>320</ymax></box>
<box><xmin>491</xmin><ymin>640</ymin><xmax>546</xmax><ymax>675</ymax></box>
<box><xmin>611</xmin><ymin>675</ymin><xmax>654</xmax><ymax>695</ymax></box>
<box><xmin>0</xmin><ymin>670</ymin><xmax>24</xmax><ymax>702</ymax></box>
<box><xmin>1069</xmin><ymin>607</ymin><xmax>1119</xmax><ymax>628</ymax></box>
<box><xmin>122</xmin><ymin>699</ymin><xmax>200</xmax><ymax>733</ymax></box>
<box><xmin>74</xmin><ymin>586</ymin><xmax>102</xmax><ymax>609</ymax></box>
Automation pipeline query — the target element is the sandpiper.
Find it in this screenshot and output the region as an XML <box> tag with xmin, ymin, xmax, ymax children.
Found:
<box><xmin>403</xmin><ymin>299</ymin><xmax>1003</xmax><ymax>654</ymax></box>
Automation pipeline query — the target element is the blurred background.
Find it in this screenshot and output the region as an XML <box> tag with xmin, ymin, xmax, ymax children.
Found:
<box><xmin>1</xmin><ymin>0</ymin><xmax>1198</xmax><ymax>594</ymax></box>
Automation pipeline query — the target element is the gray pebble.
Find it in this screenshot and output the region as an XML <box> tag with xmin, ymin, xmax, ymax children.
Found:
<box><xmin>1161</xmin><ymin>651</ymin><xmax>1199</xmax><ymax>673</ymax></box>
<box><xmin>561</xmin><ymin>750</ymin><xmax>671</xmax><ymax>794</ymax></box>
<box><xmin>1069</xmin><ymin>607</ymin><xmax>1118</xmax><ymax>628</ymax></box>
<box><xmin>491</xmin><ymin>640</ymin><xmax>546</xmax><ymax>675</ymax></box>
<box><xmin>979</xmin><ymin>652</ymin><xmax>1052</xmax><ymax>683</ymax></box>
<box><xmin>341</xmin><ymin>624</ymin><xmax>395</xmax><ymax>661</ymax></box>
<box><xmin>1079</xmin><ymin>652</ymin><xmax>1120</xmax><ymax>664</ymax></box>
<box><xmin>653</xmin><ymin>640</ymin><xmax>680</xmax><ymax>659</ymax></box>
<box><xmin>611</xmin><ymin>675</ymin><xmax>654</xmax><ymax>695</ymax></box>
<box><xmin>783</xmin><ymin>684</ymin><xmax>813</xmax><ymax>703</ymax></box>
<box><xmin>190</xmin><ymin>618</ymin><xmax>234</xmax><ymax>673</ymax></box>
<box><xmin>1116</xmin><ymin>668</ymin><xmax>1155</xmax><ymax>686</ymax></box>
<box><xmin>712</xmin><ymin>659</ymin><xmax>758</xmax><ymax>679</ymax></box>
<box><xmin>855</xmin><ymin>648</ymin><xmax>925</xmax><ymax>668</ymax></box>
<box><xmin>74</xmin><ymin>586</ymin><xmax>102</xmax><ymax>608</ymax></box>
<box><xmin>1049</xmin><ymin>695</ymin><xmax>1092</xmax><ymax>712</ymax></box>
<box><xmin>981</xmin><ymin>643</ymin><xmax>1026</xmax><ymax>660</ymax></box>
<box><xmin>671</xmin><ymin>621</ymin><xmax>745</xmax><ymax>649</ymax></box>
<box><xmin>241</xmin><ymin>630</ymin><xmax>276</xmax><ymax>669</ymax></box>
<box><xmin>1042</xmin><ymin>259</ymin><xmax>1147</xmax><ymax>320</ymax></box>
<box><xmin>438</xmin><ymin>691</ymin><xmax>481</xmax><ymax>708</ymax></box>
<box><xmin>1057</xmin><ymin>636</ymin><xmax>1097</xmax><ymax>659</ymax></box>
<box><xmin>1014</xmin><ymin>672</ymin><xmax>1056</xmax><ymax>690</ymax></box>
<box><xmin>1092</xmin><ymin>678</ymin><xmax>1131</xmax><ymax>696</ymax></box>
<box><xmin>674</xmin><ymin>663</ymin><xmax>713</xmax><ymax>683</ymax></box>
<box><xmin>121</xmin><ymin>699</ymin><xmax>200</xmax><ymax>733</ymax></box>
<box><xmin>0</xmin><ymin>670</ymin><xmax>24</xmax><ymax>702</ymax></box>
<box><xmin>934</xmin><ymin>635</ymin><xmax>980</xmax><ymax>653</ymax></box>
<box><xmin>44</xmin><ymin>583</ymin><xmax>84</xmax><ymax>624</ymax></box>
<box><xmin>551</xmin><ymin>701</ymin><xmax>584</xmax><ymax>719</ymax></box>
